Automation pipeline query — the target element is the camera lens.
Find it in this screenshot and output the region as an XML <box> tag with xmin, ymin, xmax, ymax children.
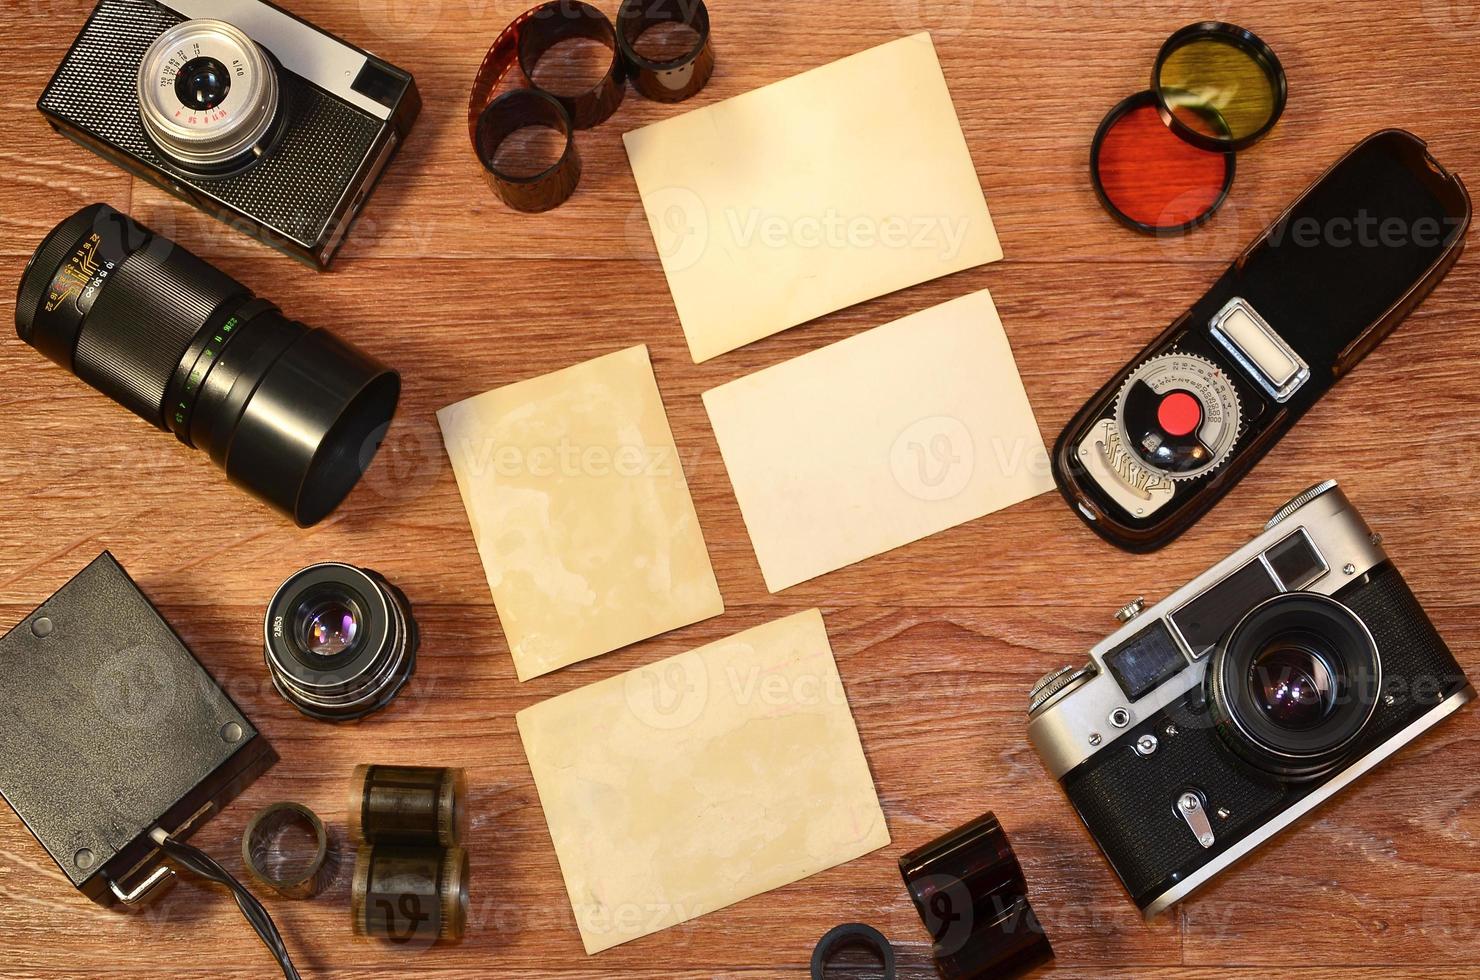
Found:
<box><xmin>177</xmin><ymin>57</ymin><xmax>232</xmax><ymax>111</ymax></box>
<box><xmin>1249</xmin><ymin>640</ymin><xmax>1337</xmax><ymax>729</ymax></box>
<box><xmin>15</xmin><ymin>204</ymin><xmax>400</xmax><ymax>526</ymax></box>
<box><xmin>265</xmin><ymin>564</ymin><xmax>418</xmax><ymax>722</ymax></box>
<box><xmin>138</xmin><ymin>20</ymin><xmax>281</xmax><ymax>172</ymax></box>
<box><xmin>1208</xmin><ymin>593</ymin><xmax>1381</xmax><ymax>782</ymax></box>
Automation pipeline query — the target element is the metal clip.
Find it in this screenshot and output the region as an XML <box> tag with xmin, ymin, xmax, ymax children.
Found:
<box><xmin>1178</xmin><ymin>792</ymin><xmax>1216</xmax><ymax>849</ymax></box>
<box><xmin>107</xmin><ymin>865</ymin><xmax>176</xmax><ymax>907</ymax></box>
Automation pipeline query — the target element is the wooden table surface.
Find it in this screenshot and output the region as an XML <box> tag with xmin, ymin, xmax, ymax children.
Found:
<box><xmin>3</xmin><ymin>0</ymin><xmax>1480</xmax><ymax>977</ymax></box>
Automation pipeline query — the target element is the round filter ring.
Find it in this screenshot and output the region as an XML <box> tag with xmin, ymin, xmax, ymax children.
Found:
<box><xmin>1090</xmin><ymin>90</ymin><xmax>1236</xmax><ymax>236</ymax></box>
<box><xmin>1152</xmin><ymin>21</ymin><xmax>1287</xmax><ymax>154</ymax></box>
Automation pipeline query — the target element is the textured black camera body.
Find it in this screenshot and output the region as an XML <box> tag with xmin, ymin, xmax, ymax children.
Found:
<box><xmin>1028</xmin><ymin>482</ymin><xmax>1473</xmax><ymax>917</ymax></box>
<box><xmin>39</xmin><ymin>0</ymin><xmax>420</xmax><ymax>269</ymax></box>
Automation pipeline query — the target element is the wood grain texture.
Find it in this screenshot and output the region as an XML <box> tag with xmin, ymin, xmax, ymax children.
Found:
<box><xmin>1</xmin><ymin>0</ymin><xmax>1479</xmax><ymax>977</ymax></box>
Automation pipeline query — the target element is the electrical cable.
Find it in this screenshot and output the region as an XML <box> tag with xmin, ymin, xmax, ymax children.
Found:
<box><xmin>151</xmin><ymin>829</ymin><xmax>303</xmax><ymax>980</ymax></box>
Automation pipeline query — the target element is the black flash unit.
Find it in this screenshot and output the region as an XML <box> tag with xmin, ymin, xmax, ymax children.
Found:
<box><xmin>0</xmin><ymin>552</ymin><xmax>275</xmax><ymax>907</ymax></box>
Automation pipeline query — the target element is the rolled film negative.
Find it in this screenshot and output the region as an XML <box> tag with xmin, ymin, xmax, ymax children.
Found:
<box><xmin>476</xmin><ymin>88</ymin><xmax>582</xmax><ymax>213</ymax></box>
<box><xmin>1091</xmin><ymin>90</ymin><xmax>1235</xmax><ymax>235</ymax></box>
<box><xmin>616</xmin><ymin>0</ymin><xmax>715</xmax><ymax>103</ymax></box>
<box><xmin>468</xmin><ymin>0</ymin><xmax>715</xmax><ymax>211</ymax></box>
<box><xmin>351</xmin><ymin>844</ymin><xmax>470</xmax><ymax>944</ymax></box>
<box><xmin>810</xmin><ymin>923</ymin><xmax>897</xmax><ymax>979</ymax></box>
<box><xmin>1153</xmin><ymin>22</ymin><xmax>1287</xmax><ymax>153</ymax></box>
<box><xmin>518</xmin><ymin>0</ymin><xmax>627</xmax><ymax>129</ymax></box>
<box><xmin>469</xmin><ymin>8</ymin><xmax>583</xmax><ymax>213</ymax></box>
<box><xmin>348</xmin><ymin>764</ymin><xmax>469</xmax><ymax>850</ymax></box>
<box><xmin>898</xmin><ymin>812</ymin><xmax>1054</xmax><ymax>980</ymax></box>
<box><xmin>241</xmin><ymin>802</ymin><xmax>336</xmax><ymax>900</ymax></box>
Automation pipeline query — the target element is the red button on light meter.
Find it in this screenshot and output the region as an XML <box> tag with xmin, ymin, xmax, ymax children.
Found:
<box><xmin>1158</xmin><ymin>391</ymin><xmax>1203</xmax><ymax>437</ymax></box>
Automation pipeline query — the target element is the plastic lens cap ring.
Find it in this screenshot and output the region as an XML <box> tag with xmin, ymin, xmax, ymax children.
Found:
<box><xmin>810</xmin><ymin>923</ymin><xmax>897</xmax><ymax>979</ymax></box>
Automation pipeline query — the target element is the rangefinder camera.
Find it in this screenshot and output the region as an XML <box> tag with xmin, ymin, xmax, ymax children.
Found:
<box><xmin>39</xmin><ymin>0</ymin><xmax>420</xmax><ymax>268</ymax></box>
<box><xmin>1028</xmin><ymin>480</ymin><xmax>1473</xmax><ymax>918</ymax></box>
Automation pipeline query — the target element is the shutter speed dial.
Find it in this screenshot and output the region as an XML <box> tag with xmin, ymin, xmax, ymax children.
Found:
<box><xmin>1114</xmin><ymin>353</ymin><xmax>1242</xmax><ymax>481</ymax></box>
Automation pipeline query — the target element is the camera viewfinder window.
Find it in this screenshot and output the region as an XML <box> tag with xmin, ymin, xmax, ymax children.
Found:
<box><xmin>1106</xmin><ymin>621</ymin><xmax>1187</xmax><ymax>702</ymax></box>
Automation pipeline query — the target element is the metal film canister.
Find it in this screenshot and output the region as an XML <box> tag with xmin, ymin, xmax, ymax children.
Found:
<box><xmin>351</xmin><ymin>845</ymin><xmax>470</xmax><ymax>943</ymax></box>
<box><xmin>898</xmin><ymin>812</ymin><xmax>1054</xmax><ymax>980</ymax></box>
<box><xmin>349</xmin><ymin>764</ymin><xmax>468</xmax><ymax>849</ymax></box>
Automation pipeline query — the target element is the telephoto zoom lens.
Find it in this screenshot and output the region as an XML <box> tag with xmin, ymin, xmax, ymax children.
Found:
<box><xmin>265</xmin><ymin>563</ymin><xmax>419</xmax><ymax>722</ymax></box>
<box><xmin>15</xmin><ymin>204</ymin><xmax>400</xmax><ymax>526</ymax></box>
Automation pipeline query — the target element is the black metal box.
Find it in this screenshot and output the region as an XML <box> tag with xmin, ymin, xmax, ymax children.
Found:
<box><xmin>0</xmin><ymin>552</ymin><xmax>275</xmax><ymax>905</ymax></box>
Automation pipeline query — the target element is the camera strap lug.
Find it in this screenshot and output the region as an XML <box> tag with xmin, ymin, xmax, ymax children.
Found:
<box><xmin>1178</xmin><ymin>792</ymin><xmax>1216</xmax><ymax>849</ymax></box>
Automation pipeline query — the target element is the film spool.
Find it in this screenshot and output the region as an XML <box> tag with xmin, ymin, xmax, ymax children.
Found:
<box><xmin>810</xmin><ymin>923</ymin><xmax>897</xmax><ymax>979</ymax></box>
<box><xmin>616</xmin><ymin>0</ymin><xmax>715</xmax><ymax>103</ymax></box>
<box><xmin>349</xmin><ymin>764</ymin><xmax>469</xmax><ymax>849</ymax></box>
<box><xmin>351</xmin><ymin>844</ymin><xmax>470</xmax><ymax>944</ymax></box>
<box><xmin>898</xmin><ymin>812</ymin><xmax>1054</xmax><ymax>980</ymax></box>
<box><xmin>475</xmin><ymin>88</ymin><xmax>582</xmax><ymax>213</ymax></box>
<box><xmin>468</xmin><ymin>1</ymin><xmax>716</xmax><ymax>212</ymax></box>
<box><xmin>241</xmin><ymin>802</ymin><xmax>335</xmax><ymax>900</ymax></box>
<box><xmin>518</xmin><ymin>0</ymin><xmax>627</xmax><ymax>130</ymax></box>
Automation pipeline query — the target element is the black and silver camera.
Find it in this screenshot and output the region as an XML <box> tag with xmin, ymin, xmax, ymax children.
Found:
<box><xmin>1028</xmin><ymin>480</ymin><xmax>1473</xmax><ymax>917</ymax></box>
<box><xmin>39</xmin><ymin>0</ymin><xmax>420</xmax><ymax>268</ymax></box>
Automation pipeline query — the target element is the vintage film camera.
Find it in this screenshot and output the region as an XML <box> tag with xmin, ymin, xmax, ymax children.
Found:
<box><xmin>1028</xmin><ymin>480</ymin><xmax>1473</xmax><ymax>917</ymax></box>
<box><xmin>39</xmin><ymin>0</ymin><xmax>420</xmax><ymax>268</ymax></box>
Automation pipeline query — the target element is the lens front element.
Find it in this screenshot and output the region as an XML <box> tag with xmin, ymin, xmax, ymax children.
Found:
<box><xmin>265</xmin><ymin>564</ymin><xmax>418</xmax><ymax>723</ymax></box>
<box><xmin>138</xmin><ymin>20</ymin><xmax>281</xmax><ymax>171</ymax></box>
<box><xmin>1209</xmin><ymin>593</ymin><xmax>1381</xmax><ymax>782</ymax></box>
<box><xmin>176</xmin><ymin>57</ymin><xmax>232</xmax><ymax>111</ymax></box>
<box><xmin>300</xmin><ymin>598</ymin><xmax>362</xmax><ymax>658</ymax></box>
<box><xmin>1249</xmin><ymin>639</ymin><xmax>1339</xmax><ymax>730</ymax></box>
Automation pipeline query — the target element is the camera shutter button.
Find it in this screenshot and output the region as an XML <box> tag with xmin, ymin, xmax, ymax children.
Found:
<box><xmin>1115</xmin><ymin>597</ymin><xmax>1146</xmax><ymax>623</ymax></box>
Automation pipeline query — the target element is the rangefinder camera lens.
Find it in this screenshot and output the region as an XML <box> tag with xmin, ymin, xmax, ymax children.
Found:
<box><xmin>15</xmin><ymin>204</ymin><xmax>401</xmax><ymax>526</ymax></box>
<box><xmin>265</xmin><ymin>564</ymin><xmax>418</xmax><ymax>722</ymax></box>
<box><xmin>137</xmin><ymin>20</ymin><xmax>283</xmax><ymax>172</ymax></box>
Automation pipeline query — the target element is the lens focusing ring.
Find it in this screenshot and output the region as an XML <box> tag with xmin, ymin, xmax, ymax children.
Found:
<box><xmin>138</xmin><ymin>20</ymin><xmax>282</xmax><ymax>171</ymax></box>
<box><xmin>76</xmin><ymin>241</ymin><xmax>248</xmax><ymax>425</ymax></box>
<box><xmin>265</xmin><ymin>564</ymin><xmax>418</xmax><ymax>722</ymax></box>
<box><xmin>1208</xmin><ymin>593</ymin><xmax>1382</xmax><ymax>782</ymax></box>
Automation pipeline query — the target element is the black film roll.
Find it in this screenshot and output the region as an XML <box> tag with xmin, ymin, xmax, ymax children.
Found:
<box><xmin>616</xmin><ymin>0</ymin><xmax>715</xmax><ymax>103</ymax></box>
<box><xmin>349</xmin><ymin>764</ymin><xmax>468</xmax><ymax>849</ymax></box>
<box><xmin>898</xmin><ymin>812</ymin><xmax>1054</xmax><ymax>980</ymax></box>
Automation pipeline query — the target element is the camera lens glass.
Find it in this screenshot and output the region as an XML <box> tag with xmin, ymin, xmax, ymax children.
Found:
<box><xmin>265</xmin><ymin>564</ymin><xmax>418</xmax><ymax>723</ymax></box>
<box><xmin>176</xmin><ymin>57</ymin><xmax>232</xmax><ymax>111</ymax></box>
<box><xmin>300</xmin><ymin>598</ymin><xmax>362</xmax><ymax>659</ymax></box>
<box><xmin>1208</xmin><ymin>593</ymin><xmax>1381</xmax><ymax>782</ymax></box>
<box><xmin>15</xmin><ymin>204</ymin><xmax>400</xmax><ymax>526</ymax></box>
<box><xmin>1249</xmin><ymin>638</ymin><xmax>1338</xmax><ymax>730</ymax></box>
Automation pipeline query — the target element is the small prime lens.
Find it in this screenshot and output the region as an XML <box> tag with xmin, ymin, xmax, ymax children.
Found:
<box><xmin>265</xmin><ymin>564</ymin><xmax>418</xmax><ymax>722</ymax></box>
<box><xmin>138</xmin><ymin>20</ymin><xmax>281</xmax><ymax>171</ymax></box>
<box><xmin>15</xmin><ymin>204</ymin><xmax>400</xmax><ymax>526</ymax></box>
<box><xmin>1208</xmin><ymin>593</ymin><xmax>1381</xmax><ymax>782</ymax></box>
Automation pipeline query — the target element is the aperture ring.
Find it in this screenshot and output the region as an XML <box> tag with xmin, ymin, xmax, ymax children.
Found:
<box><xmin>164</xmin><ymin>297</ymin><xmax>276</xmax><ymax>446</ymax></box>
